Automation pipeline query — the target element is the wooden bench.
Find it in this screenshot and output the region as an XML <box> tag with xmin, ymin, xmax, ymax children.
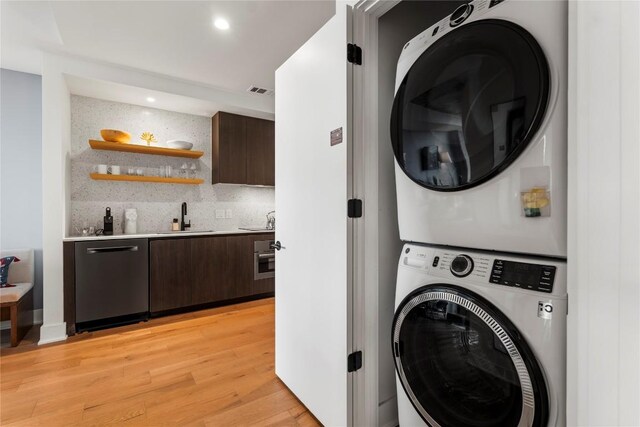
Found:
<box><xmin>1</xmin><ymin>284</ymin><xmax>34</xmax><ymax>347</ymax></box>
<box><xmin>1</xmin><ymin>249</ymin><xmax>34</xmax><ymax>347</ymax></box>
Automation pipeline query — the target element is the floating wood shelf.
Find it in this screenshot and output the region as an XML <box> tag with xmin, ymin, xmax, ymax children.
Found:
<box><xmin>90</xmin><ymin>173</ymin><xmax>204</xmax><ymax>185</ymax></box>
<box><xmin>89</xmin><ymin>140</ymin><xmax>204</xmax><ymax>159</ymax></box>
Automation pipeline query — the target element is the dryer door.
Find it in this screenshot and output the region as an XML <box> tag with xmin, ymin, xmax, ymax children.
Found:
<box><xmin>390</xmin><ymin>20</ymin><xmax>549</xmax><ymax>192</ymax></box>
<box><xmin>392</xmin><ymin>284</ymin><xmax>548</xmax><ymax>427</ymax></box>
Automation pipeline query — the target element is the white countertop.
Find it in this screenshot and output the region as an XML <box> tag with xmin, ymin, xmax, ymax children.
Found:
<box><xmin>63</xmin><ymin>228</ymin><xmax>274</xmax><ymax>242</ymax></box>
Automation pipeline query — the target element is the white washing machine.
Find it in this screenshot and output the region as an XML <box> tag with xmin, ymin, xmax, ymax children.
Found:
<box><xmin>390</xmin><ymin>0</ymin><xmax>567</xmax><ymax>257</ymax></box>
<box><xmin>392</xmin><ymin>243</ymin><xmax>567</xmax><ymax>426</ymax></box>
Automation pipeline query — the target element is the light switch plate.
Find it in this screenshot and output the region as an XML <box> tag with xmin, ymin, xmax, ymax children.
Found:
<box><xmin>225</xmin><ymin>209</ymin><xmax>233</xmax><ymax>218</ymax></box>
<box><xmin>215</xmin><ymin>209</ymin><xmax>225</xmax><ymax>219</ymax></box>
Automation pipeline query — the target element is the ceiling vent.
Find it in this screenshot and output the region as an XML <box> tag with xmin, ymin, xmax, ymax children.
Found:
<box><xmin>247</xmin><ymin>85</ymin><xmax>274</xmax><ymax>96</ymax></box>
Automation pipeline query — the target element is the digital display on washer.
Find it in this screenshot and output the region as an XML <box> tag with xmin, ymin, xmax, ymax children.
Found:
<box><xmin>490</xmin><ymin>260</ymin><xmax>556</xmax><ymax>293</ymax></box>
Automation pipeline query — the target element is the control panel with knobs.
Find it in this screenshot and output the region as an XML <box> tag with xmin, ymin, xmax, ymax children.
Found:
<box><xmin>450</xmin><ymin>254</ymin><xmax>474</xmax><ymax>277</ymax></box>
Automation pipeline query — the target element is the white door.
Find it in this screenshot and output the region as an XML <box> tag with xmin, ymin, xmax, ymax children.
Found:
<box><xmin>274</xmin><ymin>4</ymin><xmax>355</xmax><ymax>426</ymax></box>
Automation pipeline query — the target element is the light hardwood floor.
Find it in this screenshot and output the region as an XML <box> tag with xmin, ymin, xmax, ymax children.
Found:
<box><xmin>0</xmin><ymin>298</ymin><xmax>321</xmax><ymax>426</ymax></box>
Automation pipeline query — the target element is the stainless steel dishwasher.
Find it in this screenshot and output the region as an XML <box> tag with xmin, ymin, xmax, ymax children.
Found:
<box><xmin>75</xmin><ymin>239</ymin><xmax>149</xmax><ymax>330</ymax></box>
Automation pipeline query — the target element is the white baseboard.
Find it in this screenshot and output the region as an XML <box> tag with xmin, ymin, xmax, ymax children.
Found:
<box><xmin>0</xmin><ymin>308</ymin><xmax>43</xmax><ymax>330</ymax></box>
<box><xmin>379</xmin><ymin>395</ymin><xmax>399</xmax><ymax>427</ymax></box>
<box><xmin>38</xmin><ymin>321</ymin><xmax>67</xmax><ymax>345</ymax></box>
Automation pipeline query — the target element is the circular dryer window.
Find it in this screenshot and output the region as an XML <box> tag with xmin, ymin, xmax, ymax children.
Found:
<box><xmin>390</xmin><ymin>20</ymin><xmax>550</xmax><ymax>191</ymax></box>
<box><xmin>392</xmin><ymin>285</ymin><xmax>548</xmax><ymax>427</ymax></box>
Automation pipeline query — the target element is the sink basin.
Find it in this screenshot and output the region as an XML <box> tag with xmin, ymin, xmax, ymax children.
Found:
<box><xmin>156</xmin><ymin>230</ymin><xmax>214</xmax><ymax>235</ymax></box>
<box><xmin>238</xmin><ymin>227</ymin><xmax>273</xmax><ymax>232</ymax></box>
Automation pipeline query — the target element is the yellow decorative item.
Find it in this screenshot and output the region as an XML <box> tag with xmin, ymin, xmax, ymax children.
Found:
<box><xmin>521</xmin><ymin>187</ymin><xmax>550</xmax><ymax>217</ymax></box>
<box><xmin>100</xmin><ymin>129</ymin><xmax>131</xmax><ymax>144</ymax></box>
<box><xmin>140</xmin><ymin>132</ymin><xmax>157</xmax><ymax>146</ymax></box>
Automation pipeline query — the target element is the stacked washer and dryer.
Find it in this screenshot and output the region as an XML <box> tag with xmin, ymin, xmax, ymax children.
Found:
<box><xmin>389</xmin><ymin>1</ymin><xmax>568</xmax><ymax>426</ymax></box>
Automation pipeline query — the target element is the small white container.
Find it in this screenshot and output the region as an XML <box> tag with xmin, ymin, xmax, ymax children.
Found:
<box><xmin>124</xmin><ymin>208</ymin><xmax>138</xmax><ymax>235</ymax></box>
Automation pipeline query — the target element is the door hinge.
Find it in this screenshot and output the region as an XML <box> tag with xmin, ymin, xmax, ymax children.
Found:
<box><xmin>347</xmin><ymin>199</ymin><xmax>363</xmax><ymax>218</ymax></box>
<box><xmin>347</xmin><ymin>43</ymin><xmax>362</xmax><ymax>65</ymax></box>
<box><xmin>347</xmin><ymin>351</ymin><xmax>362</xmax><ymax>372</ymax></box>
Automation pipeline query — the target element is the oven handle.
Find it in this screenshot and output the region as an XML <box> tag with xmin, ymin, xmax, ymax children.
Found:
<box><xmin>257</xmin><ymin>253</ymin><xmax>275</xmax><ymax>260</ymax></box>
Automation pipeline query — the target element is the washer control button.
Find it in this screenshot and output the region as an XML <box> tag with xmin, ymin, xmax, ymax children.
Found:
<box><xmin>432</xmin><ymin>256</ymin><xmax>440</xmax><ymax>267</ymax></box>
<box><xmin>450</xmin><ymin>254</ymin><xmax>474</xmax><ymax>277</ymax></box>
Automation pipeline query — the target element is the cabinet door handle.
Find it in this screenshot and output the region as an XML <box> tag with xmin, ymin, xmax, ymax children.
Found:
<box><xmin>87</xmin><ymin>245</ymin><xmax>139</xmax><ymax>254</ymax></box>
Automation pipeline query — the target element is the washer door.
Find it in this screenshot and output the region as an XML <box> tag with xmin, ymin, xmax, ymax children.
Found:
<box><xmin>392</xmin><ymin>285</ymin><xmax>548</xmax><ymax>427</ymax></box>
<box><xmin>390</xmin><ymin>19</ymin><xmax>549</xmax><ymax>191</ymax></box>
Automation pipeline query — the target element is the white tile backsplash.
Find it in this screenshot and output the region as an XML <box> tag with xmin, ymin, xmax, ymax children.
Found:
<box><xmin>70</xmin><ymin>95</ymin><xmax>274</xmax><ymax>235</ymax></box>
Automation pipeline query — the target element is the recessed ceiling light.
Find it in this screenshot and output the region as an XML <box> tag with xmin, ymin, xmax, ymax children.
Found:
<box><xmin>214</xmin><ymin>17</ymin><xmax>230</xmax><ymax>30</ymax></box>
<box><xmin>146</xmin><ymin>97</ymin><xmax>156</xmax><ymax>103</ymax></box>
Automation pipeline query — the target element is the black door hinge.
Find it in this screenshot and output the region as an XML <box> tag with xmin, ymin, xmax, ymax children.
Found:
<box><xmin>347</xmin><ymin>351</ymin><xmax>362</xmax><ymax>372</ymax></box>
<box><xmin>347</xmin><ymin>199</ymin><xmax>363</xmax><ymax>218</ymax></box>
<box><xmin>347</xmin><ymin>43</ymin><xmax>362</xmax><ymax>65</ymax></box>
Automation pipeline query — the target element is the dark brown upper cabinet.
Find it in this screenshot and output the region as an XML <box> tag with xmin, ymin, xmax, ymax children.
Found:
<box><xmin>212</xmin><ymin>112</ymin><xmax>275</xmax><ymax>186</ymax></box>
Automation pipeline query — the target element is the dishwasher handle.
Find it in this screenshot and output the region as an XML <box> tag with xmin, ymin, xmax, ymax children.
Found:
<box><xmin>86</xmin><ymin>245</ymin><xmax>139</xmax><ymax>254</ymax></box>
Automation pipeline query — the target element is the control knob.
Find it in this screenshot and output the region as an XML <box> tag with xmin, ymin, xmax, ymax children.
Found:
<box><xmin>451</xmin><ymin>254</ymin><xmax>474</xmax><ymax>277</ymax></box>
<box><xmin>450</xmin><ymin>3</ymin><xmax>474</xmax><ymax>27</ymax></box>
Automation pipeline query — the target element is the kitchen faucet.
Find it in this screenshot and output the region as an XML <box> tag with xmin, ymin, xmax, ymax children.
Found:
<box><xmin>181</xmin><ymin>202</ymin><xmax>191</xmax><ymax>231</ymax></box>
<box><xmin>266</xmin><ymin>211</ymin><xmax>275</xmax><ymax>230</ymax></box>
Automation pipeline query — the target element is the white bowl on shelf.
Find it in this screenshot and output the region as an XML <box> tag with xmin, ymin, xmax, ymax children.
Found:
<box><xmin>166</xmin><ymin>139</ymin><xmax>193</xmax><ymax>150</ymax></box>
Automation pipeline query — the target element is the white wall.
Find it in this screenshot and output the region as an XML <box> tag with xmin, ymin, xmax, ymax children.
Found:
<box><xmin>39</xmin><ymin>54</ymin><xmax>70</xmax><ymax>344</ymax></box>
<box><xmin>0</xmin><ymin>69</ymin><xmax>44</xmax><ymax>311</ymax></box>
<box><xmin>567</xmin><ymin>1</ymin><xmax>640</xmax><ymax>425</ymax></box>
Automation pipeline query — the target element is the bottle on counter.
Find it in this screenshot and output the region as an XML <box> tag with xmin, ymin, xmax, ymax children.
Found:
<box><xmin>172</xmin><ymin>218</ymin><xmax>180</xmax><ymax>231</ymax></box>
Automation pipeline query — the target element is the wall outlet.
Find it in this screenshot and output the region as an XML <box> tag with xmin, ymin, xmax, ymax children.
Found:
<box><xmin>225</xmin><ymin>209</ymin><xmax>233</xmax><ymax>219</ymax></box>
<box><xmin>215</xmin><ymin>209</ymin><xmax>225</xmax><ymax>219</ymax></box>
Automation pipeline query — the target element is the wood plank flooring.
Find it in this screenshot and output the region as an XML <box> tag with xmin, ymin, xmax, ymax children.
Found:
<box><xmin>0</xmin><ymin>298</ymin><xmax>321</xmax><ymax>426</ymax></box>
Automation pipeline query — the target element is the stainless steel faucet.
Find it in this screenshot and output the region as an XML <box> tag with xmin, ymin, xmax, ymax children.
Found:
<box><xmin>266</xmin><ymin>211</ymin><xmax>275</xmax><ymax>230</ymax></box>
<box><xmin>181</xmin><ymin>202</ymin><xmax>191</xmax><ymax>231</ymax></box>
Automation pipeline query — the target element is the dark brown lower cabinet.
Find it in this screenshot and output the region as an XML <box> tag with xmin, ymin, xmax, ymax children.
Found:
<box><xmin>150</xmin><ymin>234</ymin><xmax>274</xmax><ymax>314</ymax></box>
<box><xmin>150</xmin><ymin>238</ymin><xmax>192</xmax><ymax>313</ymax></box>
<box><xmin>224</xmin><ymin>235</ymin><xmax>253</xmax><ymax>300</ymax></box>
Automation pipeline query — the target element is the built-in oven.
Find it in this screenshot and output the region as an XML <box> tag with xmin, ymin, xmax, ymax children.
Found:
<box><xmin>254</xmin><ymin>240</ymin><xmax>275</xmax><ymax>280</ymax></box>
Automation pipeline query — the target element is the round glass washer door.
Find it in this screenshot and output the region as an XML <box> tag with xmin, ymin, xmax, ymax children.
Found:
<box><xmin>392</xmin><ymin>285</ymin><xmax>549</xmax><ymax>427</ymax></box>
<box><xmin>390</xmin><ymin>19</ymin><xmax>550</xmax><ymax>191</ymax></box>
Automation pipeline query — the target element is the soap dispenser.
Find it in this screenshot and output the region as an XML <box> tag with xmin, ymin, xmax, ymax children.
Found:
<box><xmin>104</xmin><ymin>207</ymin><xmax>114</xmax><ymax>235</ymax></box>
